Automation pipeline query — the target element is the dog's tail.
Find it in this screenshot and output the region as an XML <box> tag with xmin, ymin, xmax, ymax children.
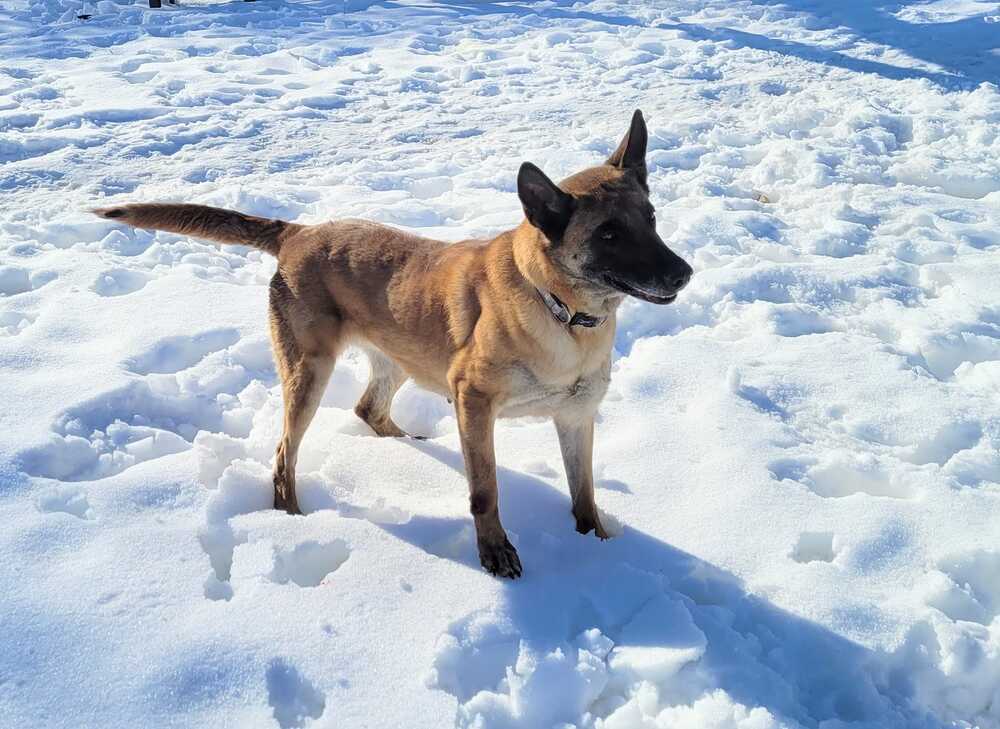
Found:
<box><xmin>92</xmin><ymin>203</ymin><xmax>300</xmax><ymax>255</ymax></box>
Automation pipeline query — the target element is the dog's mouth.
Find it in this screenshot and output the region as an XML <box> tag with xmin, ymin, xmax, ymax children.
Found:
<box><xmin>604</xmin><ymin>275</ymin><xmax>678</xmax><ymax>305</ymax></box>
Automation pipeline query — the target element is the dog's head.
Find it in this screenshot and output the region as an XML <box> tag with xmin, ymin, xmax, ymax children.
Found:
<box><xmin>517</xmin><ymin>110</ymin><xmax>692</xmax><ymax>304</ymax></box>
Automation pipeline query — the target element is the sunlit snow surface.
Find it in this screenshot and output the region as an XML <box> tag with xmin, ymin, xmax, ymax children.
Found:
<box><xmin>1</xmin><ymin>1</ymin><xmax>999</xmax><ymax>727</ymax></box>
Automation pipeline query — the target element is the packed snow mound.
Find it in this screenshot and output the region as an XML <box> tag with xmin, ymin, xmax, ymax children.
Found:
<box><xmin>1</xmin><ymin>0</ymin><xmax>999</xmax><ymax>728</ymax></box>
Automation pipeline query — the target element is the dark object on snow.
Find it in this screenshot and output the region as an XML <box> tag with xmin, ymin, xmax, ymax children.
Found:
<box><xmin>77</xmin><ymin>13</ymin><xmax>92</xmax><ymax>19</ymax></box>
<box><xmin>149</xmin><ymin>0</ymin><xmax>161</xmax><ymax>7</ymax></box>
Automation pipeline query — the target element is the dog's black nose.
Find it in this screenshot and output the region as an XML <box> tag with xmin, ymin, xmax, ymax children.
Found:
<box><xmin>671</xmin><ymin>268</ymin><xmax>692</xmax><ymax>292</ymax></box>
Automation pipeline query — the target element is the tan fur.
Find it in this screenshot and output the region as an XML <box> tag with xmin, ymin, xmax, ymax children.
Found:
<box><xmin>92</xmin><ymin>113</ymin><xmax>690</xmax><ymax>578</ymax></box>
<box><xmin>92</xmin><ymin>203</ymin><xmax>300</xmax><ymax>255</ymax></box>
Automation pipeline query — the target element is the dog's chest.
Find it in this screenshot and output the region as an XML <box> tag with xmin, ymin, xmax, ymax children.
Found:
<box><xmin>500</xmin><ymin>360</ymin><xmax>611</xmax><ymax>418</ymax></box>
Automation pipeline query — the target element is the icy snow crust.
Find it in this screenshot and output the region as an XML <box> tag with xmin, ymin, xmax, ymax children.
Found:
<box><xmin>2</xmin><ymin>0</ymin><xmax>1000</xmax><ymax>727</ymax></box>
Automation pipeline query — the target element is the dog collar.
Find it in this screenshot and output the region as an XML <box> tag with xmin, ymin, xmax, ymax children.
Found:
<box><xmin>536</xmin><ymin>288</ymin><xmax>605</xmax><ymax>328</ymax></box>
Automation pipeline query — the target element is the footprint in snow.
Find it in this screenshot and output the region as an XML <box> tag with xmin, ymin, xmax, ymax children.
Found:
<box><xmin>18</xmin><ymin>336</ymin><xmax>274</xmax><ymax>482</ymax></box>
<box><xmin>124</xmin><ymin>328</ymin><xmax>241</xmax><ymax>376</ymax></box>
<box><xmin>35</xmin><ymin>484</ymin><xmax>93</xmax><ymax>519</ymax></box>
<box><xmin>0</xmin><ymin>265</ymin><xmax>56</xmax><ymax>297</ymax></box>
<box><xmin>266</xmin><ymin>659</ymin><xmax>326</xmax><ymax>729</ymax></box>
<box><xmin>770</xmin><ymin>455</ymin><xmax>914</xmax><ymax>499</ymax></box>
<box><xmin>199</xmin><ymin>478</ymin><xmax>350</xmax><ymax>600</ymax></box>
<box><xmin>923</xmin><ymin>550</ymin><xmax>1000</xmax><ymax>626</ymax></box>
<box><xmin>429</xmin><ymin>588</ymin><xmax>706</xmax><ymax>728</ymax></box>
<box><xmin>790</xmin><ymin>531</ymin><xmax>838</xmax><ymax>564</ymax></box>
<box><xmin>899</xmin><ymin>420</ymin><xmax>983</xmax><ymax>466</ymax></box>
<box><xmin>268</xmin><ymin>540</ymin><xmax>351</xmax><ymax>588</ymax></box>
<box><xmin>199</xmin><ymin>522</ymin><xmax>249</xmax><ymax>602</ymax></box>
<box><xmin>920</xmin><ymin>328</ymin><xmax>1000</xmax><ymax>380</ymax></box>
<box><xmin>90</xmin><ymin>268</ymin><xmax>152</xmax><ymax>297</ymax></box>
<box><xmin>806</xmin><ymin>458</ymin><xmax>914</xmax><ymax>499</ymax></box>
<box><xmin>0</xmin><ymin>310</ymin><xmax>37</xmax><ymax>336</ymax></box>
<box><xmin>760</xmin><ymin>80</ymin><xmax>787</xmax><ymax>96</ymax></box>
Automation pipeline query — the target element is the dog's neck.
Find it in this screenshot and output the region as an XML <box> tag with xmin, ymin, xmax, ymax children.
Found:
<box><xmin>510</xmin><ymin>222</ymin><xmax>621</xmax><ymax>322</ymax></box>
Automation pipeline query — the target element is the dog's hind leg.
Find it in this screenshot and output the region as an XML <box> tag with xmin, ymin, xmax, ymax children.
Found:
<box><xmin>273</xmin><ymin>354</ymin><xmax>335</xmax><ymax>514</ymax></box>
<box><xmin>269</xmin><ymin>275</ymin><xmax>340</xmax><ymax>515</ymax></box>
<box><xmin>354</xmin><ymin>348</ymin><xmax>409</xmax><ymax>438</ymax></box>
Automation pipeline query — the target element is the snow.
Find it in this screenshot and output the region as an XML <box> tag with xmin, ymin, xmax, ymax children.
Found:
<box><xmin>1</xmin><ymin>0</ymin><xmax>999</xmax><ymax>727</ymax></box>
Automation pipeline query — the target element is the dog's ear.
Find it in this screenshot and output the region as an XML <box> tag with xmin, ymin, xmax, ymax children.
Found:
<box><xmin>517</xmin><ymin>162</ymin><xmax>574</xmax><ymax>242</ymax></box>
<box><xmin>607</xmin><ymin>109</ymin><xmax>648</xmax><ymax>188</ymax></box>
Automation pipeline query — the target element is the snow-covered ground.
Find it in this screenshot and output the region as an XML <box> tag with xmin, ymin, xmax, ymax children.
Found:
<box><xmin>2</xmin><ymin>0</ymin><xmax>1000</xmax><ymax>727</ymax></box>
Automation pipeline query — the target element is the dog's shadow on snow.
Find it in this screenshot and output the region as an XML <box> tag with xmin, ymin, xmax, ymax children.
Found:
<box><xmin>380</xmin><ymin>438</ymin><xmax>923</xmax><ymax>727</ymax></box>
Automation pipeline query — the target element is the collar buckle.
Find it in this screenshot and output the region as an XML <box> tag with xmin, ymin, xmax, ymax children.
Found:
<box><xmin>537</xmin><ymin>288</ymin><xmax>605</xmax><ymax>329</ymax></box>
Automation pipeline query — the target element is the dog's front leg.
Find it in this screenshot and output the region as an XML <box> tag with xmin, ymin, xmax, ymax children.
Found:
<box><xmin>555</xmin><ymin>416</ymin><xmax>609</xmax><ymax>539</ymax></box>
<box><xmin>454</xmin><ymin>383</ymin><xmax>522</xmax><ymax>578</ymax></box>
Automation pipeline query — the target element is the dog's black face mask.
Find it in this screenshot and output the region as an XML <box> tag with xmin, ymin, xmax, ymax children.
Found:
<box><xmin>517</xmin><ymin>110</ymin><xmax>693</xmax><ymax>305</ymax></box>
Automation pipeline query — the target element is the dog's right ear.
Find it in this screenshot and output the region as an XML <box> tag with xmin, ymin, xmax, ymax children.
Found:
<box><xmin>517</xmin><ymin>162</ymin><xmax>574</xmax><ymax>243</ymax></box>
<box><xmin>607</xmin><ymin>109</ymin><xmax>648</xmax><ymax>189</ymax></box>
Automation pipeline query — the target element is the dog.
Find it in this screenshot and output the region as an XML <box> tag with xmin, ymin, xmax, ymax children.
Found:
<box><xmin>94</xmin><ymin>110</ymin><xmax>693</xmax><ymax>578</ymax></box>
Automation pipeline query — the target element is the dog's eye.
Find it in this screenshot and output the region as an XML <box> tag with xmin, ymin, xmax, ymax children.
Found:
<box><xmin>647</xmin><ymin>212</ymin><xmax>656</xmax><ymax>226</ymax></box>
<box><xmin>600</xmin><ymin>229</ymin><xmax>616</xmax><ymax>242</ymax></box>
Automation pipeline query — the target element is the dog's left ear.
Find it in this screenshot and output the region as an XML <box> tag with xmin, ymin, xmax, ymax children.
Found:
<box><xmin>607</xmin><ymin>109</ymin><xmax>648</xmax><ymax>188</ymax></box>
<box><xmin>518</xmin><ymin>162</ymin><xmax>574</xmax><ymax>243</ymax></box>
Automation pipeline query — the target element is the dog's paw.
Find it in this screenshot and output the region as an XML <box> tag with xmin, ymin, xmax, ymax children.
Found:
<box><xmin>375</xmin><ymin>423</ymin><xmax>408</xmax><ymax>438</ymax></box>
<box><xmin>574</xmin><ymin>510</ymin><xmax>610</xmax><ymax>540</ymax></box>
<box><xmin>576</xmin><ymin>520</ymin><xmax>609</xmax><ymax>540</ymax></box>
<box><xmin>478</xmin><ymin>537</ymin><xmax>522</xmax><ymax>579</ymax></box>
<box><xmin>273</xmin><ymin>485</ymin><xmax>302</xmax><ymax>516</ymax></box>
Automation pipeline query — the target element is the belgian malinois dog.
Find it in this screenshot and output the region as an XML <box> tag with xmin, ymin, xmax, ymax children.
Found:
<box><xmin>94</xmin><ymin>110</ymin><xmax>692</xmax><ymax>578</ymax></box>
